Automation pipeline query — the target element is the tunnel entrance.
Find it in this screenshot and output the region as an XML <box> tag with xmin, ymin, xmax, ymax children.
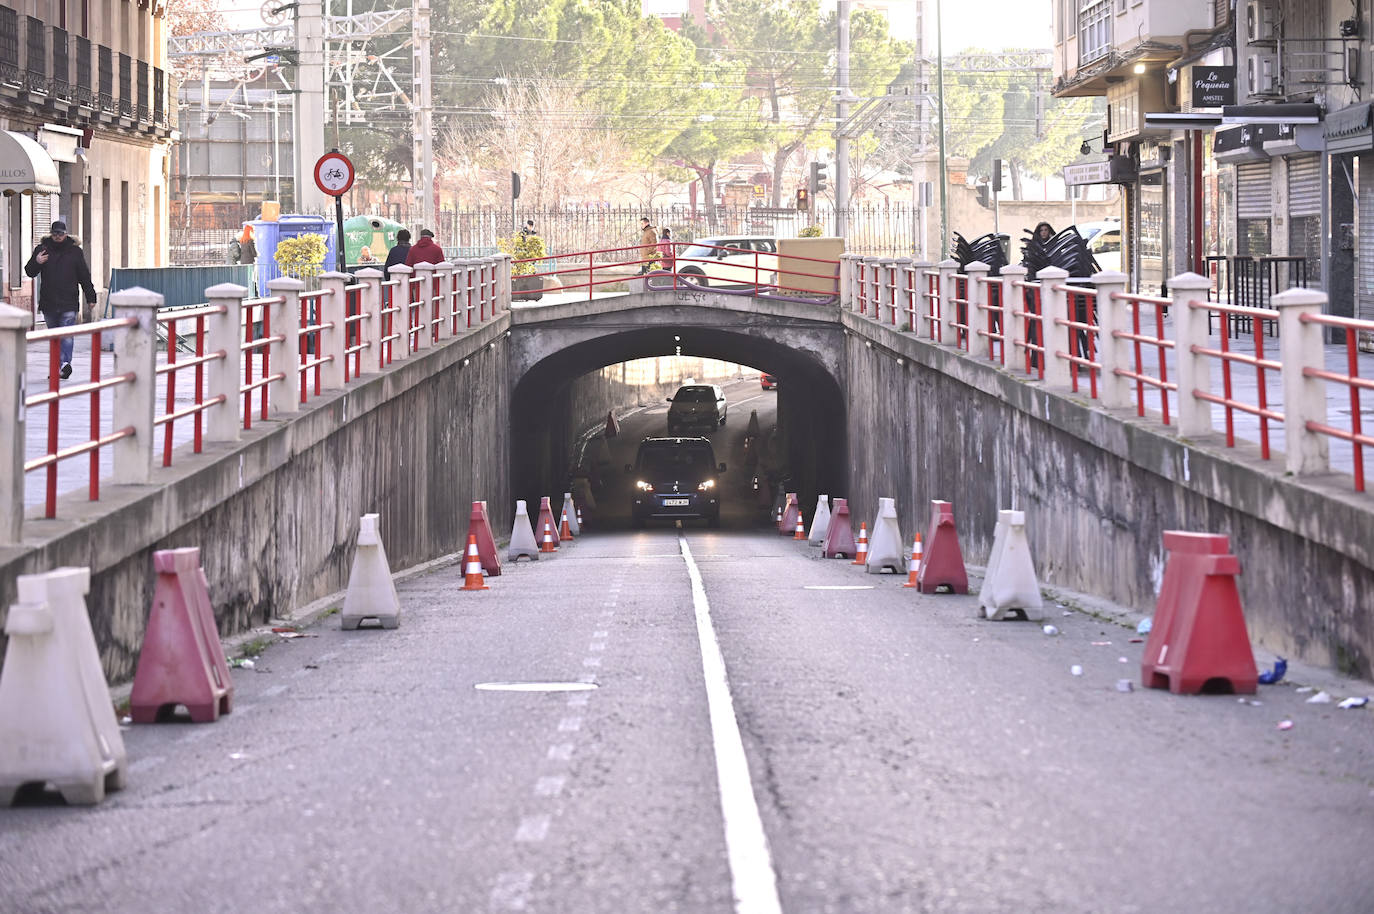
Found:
<box><xmin>509</xmin><ymin>326</ymin><xmax>847</xmax><ymax>530</ymax></box>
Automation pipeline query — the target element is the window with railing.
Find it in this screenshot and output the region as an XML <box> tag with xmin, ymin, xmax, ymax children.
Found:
<box><xmin>153</xmin><ymin>67</ymin><xmax>165</xmax><ymax>124</ymax></box>
<box><xmin>0</xmin><ymin>7</ymin><xmax>18</xmax><ymax>85</ymax></box>
<box><xmin>25</xmin><ymin>16</ymin><xmax>47</xmax><ymax>94</ymax></box>
<box><xmin>98</xmin><ymin>44</ymin><xmax>113</xmax><ymax>111</ymax></box>
<box><xmin>52</xmin><ymin>26</ymin><xmax>69</xmax><ymax>99</ymax></box>
<box><xmin>136</xmin><ymin>59</ymin><xmax>148</xmax><ymax>121</ymax></box>
<box><xmin>1078</xmin><ymin>0</ymin><xmax>1111</xmax><ymax>66</ymax></box>
<box><xmin>75</xmin><ymin>35</ymin><xmax>91</xmax><ymax>106</ymax></box>
<box><xmin>118</xmin><ymin>52</ymin><xmax>131</xmax><ymax>117</ymax></box>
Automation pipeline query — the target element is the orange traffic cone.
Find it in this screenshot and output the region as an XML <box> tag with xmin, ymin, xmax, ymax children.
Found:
<box><xmin>560</xmin><ymin>509</ymin><xmax>574</xmax><ymax>540</ymax></box>
<box><xmin>852</xmin><ymin>523</ymin><xmax>869</xmax><ymax>566</ymax></box>
<box><xmin>903</xmin><ymin>534</ymin><xmax>924</xmax><ymax>588</ymax></box>
<box><xmin>461</xmin><ymin>535</ymin><xmax>489</xmax><ymax>591</ymax></box>
<box><xmin>541</xmin><ymin>521</ymin><xmax>557</xmax><ymax>553</ymax></box>
<box><xmin>793</xmin><ymin>513</ymin><xmax>805</xmax><ymax>540</ymax></box>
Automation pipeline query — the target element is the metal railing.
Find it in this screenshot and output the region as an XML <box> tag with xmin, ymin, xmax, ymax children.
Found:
<box><xmin>4</xmin><ymin>257</ymin><xmax>510</xmax><ymax>543</ymax></box>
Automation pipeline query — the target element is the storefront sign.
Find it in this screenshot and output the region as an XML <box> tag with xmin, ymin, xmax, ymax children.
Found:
<box><xmin>1192</xmin><ymin>66</ymin><xmax>1236</xmax><ymax>108</ymax></box>
<box><xmin>1063</xmin><ymin>156</ymin><xmax>1137</xmax><ymax>186</ymax></box>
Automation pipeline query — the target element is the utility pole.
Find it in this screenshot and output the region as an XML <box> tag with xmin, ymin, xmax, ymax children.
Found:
<box><xmin>294</xmin><ymin>0</ymin><xmax>327</xmax><ymax>213</ymax></box>
<box><xmin>912</xmin><ymin>0</ymin><xmax>927</xmax><ymax>260</ymax></box>
<box><xmin>835</xmin><ymin>0</ymin><xmax>850</xmax><ymax>241</ymax></box>
<box><xmin>412</xmin><ymin>0</ymin><xmax>434</xmax><ymax>231</ymax></box>
<box><xmin>936</xmin><ymin>0</ymin><xmax>948</xmax><ymax>257</ymax></box>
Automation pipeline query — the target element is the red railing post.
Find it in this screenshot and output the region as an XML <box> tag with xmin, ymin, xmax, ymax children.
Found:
<box><xmin>1274</xmin><ymin>287</ymin><xmax>1332</xmax><ymax>475</ymax></box>
<box><xmin>108</xmin><ymin>287</ymin><xmax>162</xmax><ymax>485</ymax></box>
<box><xmin>0</xmin><ymin>303</ymin><xmax>30</xmax><ymax>543</ymax></box>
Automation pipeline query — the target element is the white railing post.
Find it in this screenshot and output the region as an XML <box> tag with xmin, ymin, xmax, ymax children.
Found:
<box><xmin>1036</xmin><ymin>267</ymin><xmax>1071</xmax><ymax>388</ymax></box>
<box><xmin>1090</xmin><ymin>271</ymin><xmax>1131</xmax><ymax>409</ymax></box>
<box><xmin>964</xmin><ymin>261</ymin><xmax>991</xmax><ymax>359</ymax></box>
<box><xmin>266</xmin><ymin>277</ymin><xmax>302</xmax><ymax>414</ymax></box>
<box><xmin>108</xmin><ymin>287</ymin><xmax>161</xmax><ymax>485</ymax></box>
<box><xmin>839</xmin><ymin>254</ymin><xmax>857</xmax><ymax>309</ymax></box>
<box><xmin>204</xmin><ymin>282</ymin><xmax>247</xmax><ymax>442</ymax></box>
<box><xmin>1273</xmin><ymin>288</ymin><xmax>1331</xmax><ymax>475</ymax></box>
<box><xmin>495</xmin><ymin>253</ymin><xmax>513</xmax><ymax>314</ymax></box>
<box><xmin>937</xmin><ymin>259</ymin><xmax>959</xmax><ymax>345</ymax></box>
<box><xmin>388</xmin><ymin>264</ymin><xmax>414</xmax><ymax>360</ymax></box>
<box><xmin>999</xmin><ymin>265</ymin><xmax>1028</xmax><ymax>368</ymax></box>
<box><xmin>0</xmin><ymin>303</ymin><xmax>27</xmax><ymax>543</ymax></box>
<box><xmin>412</xmin><ymin>262</ymin><xmax>437</xmax><ymax>351</ymax></box>
<box><xmin>875</xmin><ymin>258</ymin><xmax>895</xmax><ymax>323</ymax></box>
<box><xmin>354</xmin><ymin>268</ymin><xmax>385</xmax><ymax>374</ymax></box>
<box><xmin>1169</xmin><ymin>271</ymin><xmax>1214</xmax><ymax>437</ymax></box>
<box><xmin>434</xmin><ymin>262</ymin><xmax>454</xmax><ymax>339</ymax></box>
<box><xmin>318</xmin><ymin>271</ymin><xmax>349</xmax><ymax>390</ymax></box>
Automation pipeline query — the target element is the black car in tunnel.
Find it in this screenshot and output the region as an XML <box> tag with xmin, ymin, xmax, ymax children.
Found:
<box><xmin>627</xmin><ymin>436</ymin><xmax>726</xmax><ymax>528</ymax></box>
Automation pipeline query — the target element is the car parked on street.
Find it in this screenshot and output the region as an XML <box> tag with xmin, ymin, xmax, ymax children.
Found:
<box><xmin>675</xmin><ymin>236</ymin><xmax>778</xmax><ymax>288</ymax></box>
<box><xmin>1077</xmin><ymin>220</ymin><xmax>1122</xmax><ymax>274</ymax></box>
<box><xmin>627</xmin><ymin>436</ymin><xmax>726</xmax><ymax>528</ymax></box>
<box><xmin>666</xmin><ymin>383</ymin><xmax>727</xmax><ymax>434</ymax></box>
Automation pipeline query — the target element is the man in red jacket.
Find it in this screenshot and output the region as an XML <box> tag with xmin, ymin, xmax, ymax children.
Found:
<box><xmin>404</xmin><ymin>228</ymin><xmax>445</xmax><ymax>266</ymax></box>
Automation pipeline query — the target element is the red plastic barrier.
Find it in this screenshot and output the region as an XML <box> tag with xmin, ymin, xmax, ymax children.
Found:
<box><xmin>916</xmin><ymin>500</ymin><xmax>968</xmax><ymax>594</ymax></box>
<box><xmin>604</xmin><ymin>410</ymin><xmax>620</xmax><ymax>438</ymax></box>
<box><xmin>465</xmin><ymin>500</ymin><xmax>502</xmax><ymax>576</ymax></box>
<box><xmin>822</xmin><ymin>497</ymin><xmax>857</xmax><ymax>559</ymax></box>
<box><xmin>1142</xmin><ymin>531</ymin><xmax>1257</xmax><ymax>695</ymax></box>
<box><xmin>779</xmin><ymin>492</ymin><xmax>800</xmax><ymax>536</ymax></box>
<box><xmin>536</xmin><ymin>496</ymin><xmax>561</xmax><ymax>547</ymax></box>
<box><xmin>130</xmin><ymin>548</ymin><xmax>234</xmax><ymax>723</ymax></box>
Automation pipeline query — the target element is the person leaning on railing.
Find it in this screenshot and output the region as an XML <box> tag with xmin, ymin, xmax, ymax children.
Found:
<box><xmin>25</xmin><ymin>220</ymin><xmax>98</xmax><ymax>381</ymax></box>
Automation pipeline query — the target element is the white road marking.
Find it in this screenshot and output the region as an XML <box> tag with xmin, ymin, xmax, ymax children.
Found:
<box><xmin>577</xmin><ymin>672</ymin><xmax>597</xmax><ymax>684</ymax></box>
<box><xmin>317</xmin><ymin>651</ymin><xmax>340</xmax><ymax>663</ymax></box>
<box><xmin>514</xmin><ymin>815</ymin><xmax>551</xmax><ymax>842</ymax></box>
<box><xmin>262</xmin><ymin>684</ymin><xmax>289</xmax><ymax>698</ymax></box>
<box><xmin>588</xmin><ymin>641</ymin><xmax>606</xmax><ymax>652</ymax></box>
<box><xmin>535</xmin><ymin>775</ymin><xmax>566</xmax><ymax>797</ymax></box>
<box><xmin>567</xmin><ymin>692</ymin><xmax>591</xmax><ymax>707</ymax></box>
<box><xmin>558</xmin><ymin>716</ymin><xmax>582</xmax><ymax>732</ymax></box>
<box><xmin>489</xmin><ymin>871</ymin><xmax>534</xmax><ymax>911</ymax></box>
<box><xmin>593</xmin><ymin>630</ymin><xmax>609</xmax><ymax>638</ymax></box>
<box><xmin>582</xmin><ymin>657</ymin><xmax>602</xmax><ymax>668</ymax></box>
<box><xmin>474</xmin><ymin>682</ymin><xmax>598</xmax><ymax>692</ymax></box>
<box><xmin>547</xmin><ymin>743</ymin><xmax>575</xmax><ymax>762</ymax></box>
<box><xmin>679</xmin><ymin>534</ymin><xmax>783</xmax><ymax>914</ymax></box>
<box><xmin>802</xmin><ymin>585</ymin><xmax>875</xmax><ymax>590</ymax></box>
<box><xmin>732</xmin><ymin>394</ymin><xmax>766</xmax><ymax>408</ymax></box>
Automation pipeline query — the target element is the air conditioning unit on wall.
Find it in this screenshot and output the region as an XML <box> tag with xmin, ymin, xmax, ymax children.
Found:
<box><xmin>1246</xmin><ymin>0</ymin><xmax>1276</xmax><ymax>44</ymax></box>
<box><xmin>1248</xmin><ymin>54</ymin><xmax>1279</xmax><ymax>96</ymax></box>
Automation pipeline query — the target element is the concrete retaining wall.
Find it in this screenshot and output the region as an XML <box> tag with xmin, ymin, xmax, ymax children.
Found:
<box><xmin>0</xmin><ymin>318</ymin><xmax>511</xmax><ymax>683</ymax></box>
<box><xmin>842</xmin><ymin>310</ymin><xmax>1374</xmax><ymax>677</ymax></box>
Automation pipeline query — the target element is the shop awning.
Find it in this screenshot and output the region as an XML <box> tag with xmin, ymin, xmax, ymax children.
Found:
<box><xmin>1325</xmin><ymin>102</ymin><xmax>1372</xmax><ymax>155</ymax></box>
<box><xmin>0</xmin><ymin>130</ymin><xmax>60</xmax><ymax>196</ymax></box>
<box><xmin>1143</xmin><ymin>112</ymin><xmax>1223</xmax><ymax>129</ymax></box>
<box><xmin>1221</xmin><ymin>103</ymin><xmax>1323</xmax><ymax>125</ymax></box>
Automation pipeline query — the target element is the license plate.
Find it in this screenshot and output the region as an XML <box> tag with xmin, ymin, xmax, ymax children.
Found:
<box><xmin>662</xmin><ymin>498</ymin><xmax>690</xmax><ymax>506</ymax></box>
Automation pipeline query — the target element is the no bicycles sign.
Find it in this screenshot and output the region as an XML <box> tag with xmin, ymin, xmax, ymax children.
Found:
<box><xmin>313</xmin><ymin>151</ymin><xmax>355</xmax><ymax>196</ymax></box>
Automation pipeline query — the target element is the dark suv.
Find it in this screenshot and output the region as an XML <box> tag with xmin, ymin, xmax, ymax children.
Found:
<box><xmin>627</xmin><ymin>437</ymin><xmax>726</xmax><ymax>528</ymax></box>
<box><xmin>666</xmin><ymin>384</ymin><xmax>727</xmax><ymax>434</ymax></box>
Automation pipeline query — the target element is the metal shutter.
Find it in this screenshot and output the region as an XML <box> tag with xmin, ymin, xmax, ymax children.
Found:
<box><xmin>1358</xmin><ymin>154</ymin><xmax>1374</xmax><ymax>322</ymax></box>
<box><xmin>32</xmin><ymin>193</ymin><xmax>51</xmax><ymax>240</ymax></box>
<box><xmin>1287</xmin><ymin>154</ymin><xmax>1321</xmax><ymax>216</ymax></box>
<box><xmin>1235</xmin><ymin>161</ymin><xmax>1271</xmax><ymax>218</ymax></box>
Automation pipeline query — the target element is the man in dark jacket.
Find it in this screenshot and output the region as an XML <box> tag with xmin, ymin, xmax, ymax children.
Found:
<box><xmin>25</xmin><ymin>220</ymin><xmax>97</xmax><ymax>379</ymax></box>
<box><xmin>383</xmin><ymin>228</ymin><xmax>411</xmax><ymax>277</ymax></box>
<box><xmin>404</xmin><ymin>228</ymin><xmax>445</xmax><ymax>267</ymax></box>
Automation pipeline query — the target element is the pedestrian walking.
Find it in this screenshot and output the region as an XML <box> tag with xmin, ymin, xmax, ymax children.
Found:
<box><xmin>405</xmin><ymin>228</ymin><xmax>446</xmax><ymax>267</ymax></box>
<box><xmin>520</xmin><ymin>220</ymin><xmax>537</xmax><ymax>238</ymax></box>
<box><xmin>239</xmin><ymin>224</ymin><xmax>258</xmax><ymax>265</ymax></box>
<box><xmin>657</xmin><ymin>227</ymin><xmax>675</xmax><ymax>273</ymax></box>
<box><xmin>24</xmin><ymin>220</ymin><xmax>97</xmax><ymax>380</ymax></box>
<box><xmin>384</xmin><ymin>228</ymin><xmax>412</xmax><ymax>277</ymax></box>
<box><xmin>637</xmin><ymin>217</ymin><xmax>657</xmax><ymax>273</ymax></box>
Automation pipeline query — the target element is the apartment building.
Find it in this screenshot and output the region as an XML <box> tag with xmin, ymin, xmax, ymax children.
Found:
<box><xmin>0</xmin><ymin>0</ymin><xmax>174</xmax><ymax>317</ymax></box>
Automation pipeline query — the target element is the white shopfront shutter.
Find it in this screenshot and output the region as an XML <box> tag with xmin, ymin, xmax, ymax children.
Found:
<box><xmin>1235</xmin><ymin>161</ymin><xmax>1272</xmax><ymax>218</ymax></box>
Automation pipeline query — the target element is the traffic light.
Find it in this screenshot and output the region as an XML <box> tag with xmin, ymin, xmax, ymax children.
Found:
<box><xmin>977</xmin><ymin>183</ymin><xmax>990</xmax><ymax>208</ymax></box>
<box><xmin>809</xmin><ymin>161</ymin><xmax>828</xmax><ymax>197</ymax></box>
<box><xmin>991</xmin><ymin>159</ymin><xmax>1002</xmax><ymax>193</ymax></box>
<box><xmin>796</xmin><ymin>187</ymin><xmax>809</xmax><ymax>210</ymax></box>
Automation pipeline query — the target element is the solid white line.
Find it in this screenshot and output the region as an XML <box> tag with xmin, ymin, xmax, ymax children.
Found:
<box><xmin>801</xmin><ymin>585</ymin><xmax>875</xmax><ymax>591</ymax></box>
<box><xmin>679</xmin><ymin>534</ymin><xmax>783</xmax><ymax>914</ymax></box>
<box><xmin>514</xmin><ymin>814</ymin><xmax>550</xmax><ymax>842</ymax></box>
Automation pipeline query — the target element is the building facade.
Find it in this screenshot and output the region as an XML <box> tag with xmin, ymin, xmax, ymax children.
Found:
<box><xmin>0</xmin><ymin>0</ymin><xmax>174</xmax><ymax>316</ymax></box>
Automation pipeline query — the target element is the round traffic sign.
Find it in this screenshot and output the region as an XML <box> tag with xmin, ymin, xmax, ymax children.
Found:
<box><xmin>314</xmin><ymin>151</ymin><xmax>355</xmax><ymax>196</ymax></box>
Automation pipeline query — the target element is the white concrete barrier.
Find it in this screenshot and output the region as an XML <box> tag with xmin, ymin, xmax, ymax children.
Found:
<box><xmin>979</xmin><ymin>509</ymin><xmax>1044</xmax><ymax>621</ymax></box>
<box><xmin>865</xmin><ymin>497</ymin><xmax>905</xmax><ymax>574</ymax></box>
<box><xmin>341</xmin><ymin>514</ymin><xmax>401</xmax><ymax>630</ymax></box>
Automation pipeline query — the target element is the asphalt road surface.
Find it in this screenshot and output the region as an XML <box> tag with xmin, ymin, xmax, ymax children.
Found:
<box><xmin>3</xmin><ymin>379</ymin><xmax>1373</xmax><ymax>913</ymax></box>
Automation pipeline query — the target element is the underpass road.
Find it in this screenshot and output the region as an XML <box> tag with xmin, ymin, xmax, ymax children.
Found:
<box><xmin>2</xmin><ymin>525</ymin><xmax>1372</xmax><ymax>914</ymax></box>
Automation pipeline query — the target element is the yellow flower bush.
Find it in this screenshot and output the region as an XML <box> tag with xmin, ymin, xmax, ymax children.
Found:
<box><xmin>274</xmin><ymin>233</ymin><xmax>328</xmax><ymax>282</ymax></box>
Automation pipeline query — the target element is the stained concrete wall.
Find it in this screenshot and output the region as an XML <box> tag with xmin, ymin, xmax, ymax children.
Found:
<box><xmin>841</xmin><ymin>310</ymin><xmax>1374</xmax><ymax>678</ymax></box>
<box><xmin>0</xmin><ymin>318</ymin><xmax>510</xmax><ymax>683</ymax></box>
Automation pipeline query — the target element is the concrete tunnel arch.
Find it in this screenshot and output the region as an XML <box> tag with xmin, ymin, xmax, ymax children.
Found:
<box><xmin>509</xmin><ymin>325</ymin><xmax>848</xmax><ymax>525</ymax></box>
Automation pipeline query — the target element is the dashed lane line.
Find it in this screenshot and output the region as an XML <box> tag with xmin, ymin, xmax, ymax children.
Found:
<box><xmin>679</xmin><ymin>533</ymin><xmax>784</xmax><ymax>914</ymax></box>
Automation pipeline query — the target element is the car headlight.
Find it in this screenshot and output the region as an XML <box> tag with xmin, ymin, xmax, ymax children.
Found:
<box><xmin>636</xmin><ymin>480</ymin><xmax>654</xmax><ymax>492</ymax></box>
<box><xmin>698</xmin><ymin>479</ymin><xmax>716</xmax><ymax>491</ymax></box>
